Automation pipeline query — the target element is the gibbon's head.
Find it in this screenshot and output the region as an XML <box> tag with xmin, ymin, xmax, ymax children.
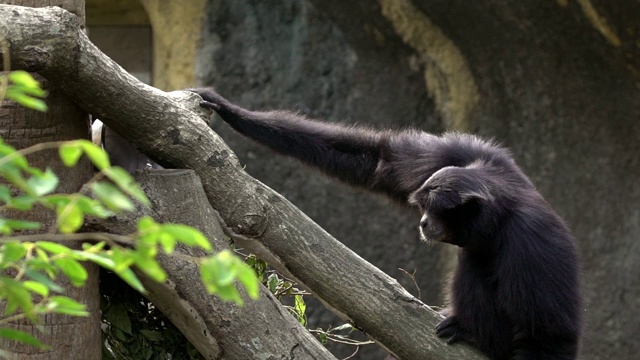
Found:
<box><xmin>408</xmin><ymin>166</ymin><xmax>494</xmax><ymax>247</ymax></box>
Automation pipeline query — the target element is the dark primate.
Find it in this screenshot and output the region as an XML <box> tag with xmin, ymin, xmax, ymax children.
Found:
<box><xmin>190</xmin><ymin>88</ymin><xmax>582</xmax><ymax>360</ymax></box>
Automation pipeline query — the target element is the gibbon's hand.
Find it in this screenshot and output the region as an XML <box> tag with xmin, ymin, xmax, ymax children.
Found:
<box><xmin>188</xmin><ymin>87</ymin><xmax>225</xmax><ymax>111</ymax></box>
<box><xmin>199</xmin><ymin>100</ymin><xmax>219</xmax><ymax>111</ymax></box>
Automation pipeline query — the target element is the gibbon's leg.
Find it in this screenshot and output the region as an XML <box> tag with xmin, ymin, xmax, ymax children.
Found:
<box><xmin>190</xmin><ymin>87</ymin><xmax>386</xmax><ymax>189</ymax></box>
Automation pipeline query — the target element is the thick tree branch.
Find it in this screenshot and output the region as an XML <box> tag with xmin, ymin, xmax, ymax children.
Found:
<box><xmin>84</xmin><ymin>169</ymin><xmax>335</xmax><ymax>360</ymax></box>
<box><xmin>1</xmin><ymin>5</ymin><xmax>486</xmax><ymax>359</ymax></box>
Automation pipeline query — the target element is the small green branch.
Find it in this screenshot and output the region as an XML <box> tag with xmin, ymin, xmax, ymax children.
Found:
<box><xmin>0</xmin><ymin>141</ymin><xmax>67</xmax><ymax>168</ymax></box>
<box><xmin>0</xmin><ymin>232</ymin><xmax>135</xmax><ymax>247</ymax></box>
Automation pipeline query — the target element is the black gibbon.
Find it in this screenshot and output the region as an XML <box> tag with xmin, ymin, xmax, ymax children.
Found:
<box><xmin>190</xmin><ymin>88</ymin><xmax>582</xmax><ymax>360</ymax></box>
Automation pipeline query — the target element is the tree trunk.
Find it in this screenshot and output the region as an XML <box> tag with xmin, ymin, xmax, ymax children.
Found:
<box><xmin>0</xmin><ymin>1</ymin><xmax>100</xmax><ymax>359</ymax></box>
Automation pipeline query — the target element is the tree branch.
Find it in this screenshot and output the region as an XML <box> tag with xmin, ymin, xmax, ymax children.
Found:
<box><xmin>83</xmin><ymin>169</ymin><xmax>336</xmax><ymax>360</ymax></box>
<box><xmin>1</xmin><ymin>5</ymin><xmax>486</xmax><ymax>359</ymax></box>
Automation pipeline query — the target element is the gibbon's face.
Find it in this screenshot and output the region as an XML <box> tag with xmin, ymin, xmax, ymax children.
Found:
<box><xmin>408</xmin><ymin>167</ymin><xmax>491</xmax><ymax>247</ymax></box>
<box><xmin>418</xmin><ymin>210</ymin><xmax>449</xmax><ymax>244</ymax></box>
<box><xmin>409</xmin><ymin>174</ymin><xmax>462</xmax><ymax>244</ymax></box>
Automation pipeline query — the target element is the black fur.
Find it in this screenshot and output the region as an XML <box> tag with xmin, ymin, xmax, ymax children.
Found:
<box><xmin>190</xmin><ymin>88</ymin><xmax>582</xmax><ymax>360</ymax></box>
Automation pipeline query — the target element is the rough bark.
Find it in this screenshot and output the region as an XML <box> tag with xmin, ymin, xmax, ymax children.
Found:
<box><xmin>84</xmin><ymin>169</ymin><xmax>336</xmax><ymax>360</ymax></box>
<box><xmin>0</xmin><ymin>5</ymin><xmax>486</xmax><ymax>359</ymax></box>
<box><xmin>0</xmin><ymin>1</ymin><xmax>101</xmax><ymax>359</ymax></box>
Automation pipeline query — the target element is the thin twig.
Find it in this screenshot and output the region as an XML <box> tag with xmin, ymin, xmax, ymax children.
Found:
<box><xmin>0</xmin><ymin>35</ymin><xmax>10</xmax><ymax>101</ymax></box>
<box><xmin>0</xmin><ymin>232</ymin><xmax>134</xmax><ymax>246</ymax></box>
<box><xmin>308</xmin><ymin>329</ymin><xmax>375</xmax><ymax>346</ymax></box>
<box><xmin>0</xmin><ymin>141</ymin><xmax>67</xmax><ymax>168</ymax></box>
<box><xmin>342</xmin><ymin>346</ymin><xmax>360</xmax><ymax>360</ymax></box>
<box><xmin>398</xmin><ymin>267</ymin><xmax>421</xmax><ymax>300</ymax></box>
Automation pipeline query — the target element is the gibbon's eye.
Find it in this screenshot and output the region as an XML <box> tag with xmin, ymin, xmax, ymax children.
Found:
<box><xmin>423</xmin><ymin>185</ymin><xmax>438</xmax><ymax>193</ymax></box>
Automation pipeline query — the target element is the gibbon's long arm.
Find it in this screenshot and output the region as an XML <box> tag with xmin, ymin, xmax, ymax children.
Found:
<box><xmin>191</xmin><ymin>88</ymin><xmax>385</xmax><ymax>188</ymax></box>
<box><xmin>190</xmin><ymin>88</ymin><xmax>518</xmax><ymax>204</ymax></box>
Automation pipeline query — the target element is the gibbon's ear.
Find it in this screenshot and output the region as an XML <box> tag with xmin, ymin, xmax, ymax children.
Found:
<box><xmin>459</xmin><ymin>186</ymin><xmax>493</xmax><ymax>204</ymax></box>
<box><xmin>407</xmin><ymin>190</ymin><xmax>426</xmax><ymax>207</ymax></box>
<box><xmin>435</xmin><ymin>186</ymin><xmax>493</xmax><ymax>210</ymax></box>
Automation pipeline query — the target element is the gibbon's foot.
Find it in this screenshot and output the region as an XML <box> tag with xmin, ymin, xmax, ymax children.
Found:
<box><xmin>199</xmin><ymin>100</ymin><xmax>219</xmax><ymax>111</ymax></box>
<box><xmin>436</xmin><ymin>316</ymin><xmax>472</xmax><ymax>345</ymax></box>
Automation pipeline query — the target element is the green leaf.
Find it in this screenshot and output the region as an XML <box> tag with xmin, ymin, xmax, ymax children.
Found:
<box><xmin>267</xmin><ymin>273</ymin><xmax>278</xmax><ymax>294</ymax></box>
<box><xmin>294</xmin><ymin>294</ymin><xmax>306</xmax><ymax>326</ymax></box>
<box><xmin>104</xmin><ymin>167</ymin><xmax>150</xmax><ymax>206</ymax></box>
<box><xmin>41</xmin><ymin>194</ymin><xmax>71</xmax><ymax>208</ymax></box>
<box><xmin>331</xmin><ymin>323</ymin><xmax>354</xmax><ymax>332</ymax></box>
<box><xmin>1</xmin><ymin>277</ymin><xmax>34</xmax><ymax>315</ymax></box>
<box><xmin>109</xmin><ymin>248</ymin><xmax>136</xmax><ymax>273</ymax></box>
<box><xmin>0</xmin><ymin>220</ymin><xmax>10</xmax><ymax>235</ymax></box>
<box><xmin>80</xmin><ymin>141</ymin><xmax>110</xmax><ymax>170</ymax></box>
<box><xmin>157</xmin><ymin>232</ymin><xmax>177</xmax><ymax>254</ymax></box>
<box><xmin>160</xmin><ymin>224</ymin><xmax>211</xmax><ymax>251</ymax></box>
<box><xmin>236</xmin><ymin>261</ymin><xmax>260</xmax><ymax>300</ymax></box>
<box><xmin>0</xmin><ymin>138</ymin><xmax>12</xmax><ymax>151</ymax></box>
<box><xmin>9</xmin><ymin>83</ymin><xmax>47</xmax><ymax>98</ymax></box>
<box><xmin>25</xmin><ymin>168</ymin><xmax>58</xmax><ymax>196</ymax></box>
<box><xmin>0</xmin><ymin>165</ymin><xmax>29</xmax><ymax>193</ymax></box>
<box><xmin>24</xmin><ymin>257</ymin><xmax>57</xmax><ymax>279</ymax></box>
<box><xmin>36</xmin><ymin>241</ymin><xmax>72</xmax><ymax>255</ymax></box>
<box><xmin>115</xmin><ymin>268</ymin><xmax>145</xmax><ymax>293</ymax></box>
<box><xmin>137</xmin><ymin>216</ymin><xmax>158</xmax><ymax>232</ymax></box>
<box><xmin>23</xmin><ymin>270</ymin><xmax>64</xmax><ymax>293</ymax></box>
<box><xmin>0</xmin><ymin>143</ymin><xmax>28</xmax><ymax>170</ymax></box>
<box><xmin>0</xmin><ymin>328</ymin><xmax>45</xmax><ymax>348</ymax></box>
<box><xmin>140</xmin><ymin>330</ymin><xmax>163</xmax><ymax>342</ymax></box>
<box><xmin>0</xmin><ymin>241</ymin><xmax>28</xmax><ymax>264</ymax></box>
<box><xmin>91</xmin><ymin>182</ymin><xmax>134</xmax><ymax>212</ymax></box>
<box><xmin>103</xmin><ymin>302</ymin><xmax>132</xmax><ymax>335</ymax></box>
<box><xmin>3</xmin><ymin>219</ymin><xmax>42</xmax><ymax>232</ymax></box>
<box><xmin>215</xmin><ymin>284</ymin><xmax>243</xmax><ymax>305</ymax></box>
<box><xmin>23</xmin><ymin>280</ymin><xmax>49</xmax><ymax>297</ymax></box>
<box><xmin>56</xmin><ymin>203</ymin><xmax>84</xmax><ymax>234</ymax></box>
<box><xmin>211</xmin><ymin>251</ymin><xmax>237</xmax><ymax>286</ymax></box>
<box><xmin>6</xmin><ymin>91</ymin><xmax>48</xmax><ymax>112</ymax></box>
<box><xmin>73</xmin><ymin>251</ymin><xmax>115</xmax><ymax>270</ymax></box>
<box><xmin>8</xmin><ymin>194</ymin><xmax>38</xmax><ymax>211</ymax></box>
<box><xmin>75</xmin><ymin>196</ymin><xmax>113</xmax><ymax>218</ymax></box>
<box><xmin>59</xmin><ymin>143</ymin><xmax>83</xmax><ymax>167</ymax></box>
<box><xmin>317</xmin><ymin>330</ymin><xmax>328</xmax><ymax>344</ymax></box>
<box><xmin>47</xmin><ymin>296</ymin><xmax>88</xmax><ymax>316</ymax></box>
<box><xmin>137</xmin><ymin>236</ymin><xmax>160</xmax><ymax>259</ymax></box>
<box><xmin>81</xmin><ymin>241</ymin><xmax>106</xmax><ymax>252</ymax></box>
<box><xmin>8</xmin><ymin>71</ymin><xmax>41</xmax><ymax>89</ymax></box>
<box><xmin>53</xmin><ymin>258</ymin><xmax>88</xmax><ymax>287</ymax></box>
<box><xmin>200</xmin><ymin>252</ymin><xmax>246</xmax><ymax>306</ymax></box>
<box><xmin>134</xmin><ymin>256</ymin><xmax>166</xmax><ymax>283</ymax></box>
<box><xmin>199</xmin><ymin>251</ymin><xmax>260</xmax><ymax>306</ymax></box>
<box><xmin>0</xmin><ymin>185</ymin><xmax>11</xmax><ymax>203</ymax></box>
